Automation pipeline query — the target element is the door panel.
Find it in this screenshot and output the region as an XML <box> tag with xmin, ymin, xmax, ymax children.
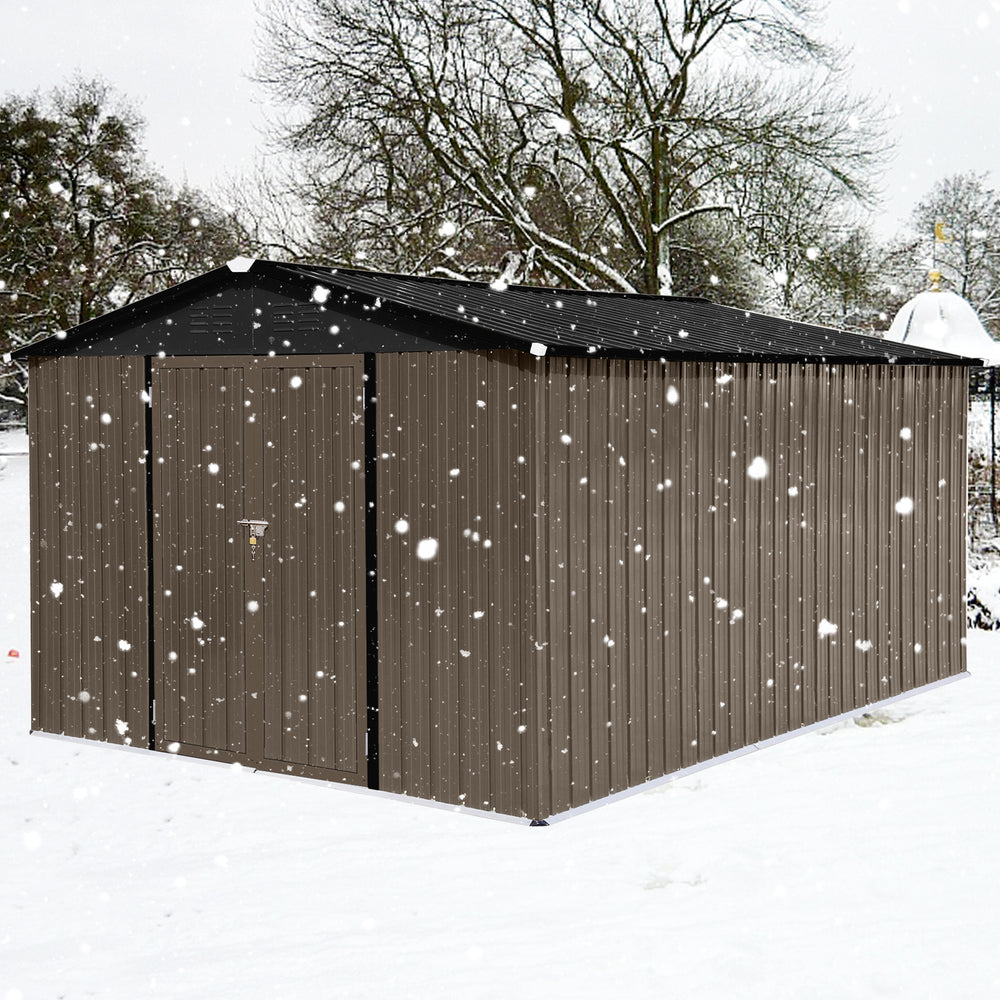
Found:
<box><xmin>152</xmin><ymin>357</ymin><xmax>366</xmax><ymax>783</ymax></box>
<box><xmin>153</xmin><ymin>364</ymin><xmax>248</xmax><ymax>755</ymax></box>
<box><xmin>260</xmin><ymin>363</ymin><xmax>366</xmax><ymax>776</ymax></box>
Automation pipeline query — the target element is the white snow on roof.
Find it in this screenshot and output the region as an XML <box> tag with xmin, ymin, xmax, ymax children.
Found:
<box><xmin>886</xmin><ymin>289</ymin><xmax>1000</xmax><ymax>364</ymax></box>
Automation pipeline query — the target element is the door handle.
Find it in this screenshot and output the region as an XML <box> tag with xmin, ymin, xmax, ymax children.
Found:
<box><xmin>237</xmin><ymin>519</ymin><xmax>269</xmax><ymax>560</ymax></box>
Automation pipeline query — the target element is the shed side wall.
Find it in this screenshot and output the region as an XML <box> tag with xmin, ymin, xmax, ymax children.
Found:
<box><xmin>29</xmin><ymin>356</ymin><xmax>149</xmax><ymax>744</ymax></box>
<box><xmin>531</xmin><ymin>360</ymin><xmax>967</xmax><ymax>816</ymax></box>
<box><xmin>376</xmin><ymin>351</ymin><xmax>537</xmax><ymax>816</ymax></box>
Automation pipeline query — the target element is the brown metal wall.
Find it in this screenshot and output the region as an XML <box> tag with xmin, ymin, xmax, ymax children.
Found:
<box><xmin>529</xmin><ymin>359</ymin><xmax>968</xmax><ymax>816</ymax></box>
<box><xmin>28</xmin><ymin>356</ymin><xmax>149</xmax><ymax>745</ymax></box>
<box><xmin>376</xmin><ymin>351</ymin><xmax>537</xmax><ymax>815</ymax></box>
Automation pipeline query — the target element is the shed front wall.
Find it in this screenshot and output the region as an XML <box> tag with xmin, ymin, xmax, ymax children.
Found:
<box><xmin>28</xmin><ymin>355</ymin><xmax>150</xmax><ymax>745</ymax></box>
<box><xmin>529</xmin><ymin>359</ymin><xmax>968</xmax><ymax>816</ymax></box>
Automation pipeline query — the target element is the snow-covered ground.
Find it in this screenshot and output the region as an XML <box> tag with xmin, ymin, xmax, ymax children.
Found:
<box><xmin>2</xmin><ymin>442</ymin><xmax>999</xmax><ymax>999</ymax></box>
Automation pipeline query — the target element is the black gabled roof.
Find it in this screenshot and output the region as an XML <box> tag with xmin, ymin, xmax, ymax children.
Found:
<box><xmin>10</xmin><ymin>258</ymin><xmax>976</xmax><ymax>365</ymax></box>
<box><xmin>286</xmin><ymin>262</ymin><xmax>972</xmax><ymax>364</ymax></box>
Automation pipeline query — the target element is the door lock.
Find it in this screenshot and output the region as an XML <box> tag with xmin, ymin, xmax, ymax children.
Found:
<box><xmin>237</xmin><ymin>519</ymin><xmax>269</xmax><ymax>560</ymax></box>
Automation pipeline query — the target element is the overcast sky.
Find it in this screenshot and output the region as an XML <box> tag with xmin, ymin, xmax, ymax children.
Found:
<box><xmin>3</xmin><ymin>0</ymin><xmax>999</xmax><ymax>240</ymax></box>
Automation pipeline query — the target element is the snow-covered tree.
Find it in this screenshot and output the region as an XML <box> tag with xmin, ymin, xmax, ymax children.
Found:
<box><xmin>0</xmin><ymin>77</ymin><xmax>247</xmax><ymax>408</ymax></box>
<box><xmin>256</xmin><ymin>0</ymin><xmax>886</xmax><ymax>295</ymax></box>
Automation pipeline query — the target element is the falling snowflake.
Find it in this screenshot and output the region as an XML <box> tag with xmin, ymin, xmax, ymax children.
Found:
<box><xmin>416</xmin><ymin>538</ymin><xmax>438</xmax><ymax>560</ymax></box>
<box><xmin>895</xmin><ymin>497</ymin><xmax>914</xmax><ymax>515</ymax></box>
<box><xmin>747</xmin><ymin>456</ymin><xmax>769</xmax><ymax>480</ymax></box>
<box><xmin>818</xmin><ymin>618</ymin><xmax>839</xmax><ymax>637</ymax></box>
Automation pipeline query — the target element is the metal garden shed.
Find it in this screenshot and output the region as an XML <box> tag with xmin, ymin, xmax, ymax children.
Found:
<box><xmin>12</xmin><ymin>258</ymin><xmax>971</xmax><ymax>821</ymax></box>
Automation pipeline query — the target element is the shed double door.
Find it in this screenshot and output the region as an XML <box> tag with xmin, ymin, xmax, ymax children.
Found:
<box><xmin>151</xmin><ymin>356</ymin><xmax>367</xmax><ymax>783</ymax></box>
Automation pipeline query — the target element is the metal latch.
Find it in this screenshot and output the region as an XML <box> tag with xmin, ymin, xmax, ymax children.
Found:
<box><xmin>237</xmin><ymin>519</ymin><xmax>269</xmax><ymax>560</ymax></box>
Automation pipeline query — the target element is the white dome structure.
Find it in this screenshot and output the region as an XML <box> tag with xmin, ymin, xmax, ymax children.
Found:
<box><xmin>886</xmin><ymin>274</ymin><xmax>1000</xmax><ymax>365</ymax></box>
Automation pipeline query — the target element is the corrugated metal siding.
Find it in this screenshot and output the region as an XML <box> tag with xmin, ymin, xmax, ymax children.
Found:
<box><xmin>29</xmin><ymin>344</ymin><xmax>966</xmax><ymax>820</ymax></box>
<box><xmin>376</xmin><ymin>350</ymin><xmax>536</xmax><ymax>816</ymax></box>
<box><xmin>530</xmin><ymin>360</ymin><xmax>967</xmax><ymax>816</ymax></box>
<box><xmin>29</xmin><ymin>356</ymin><xmax>149</xmax><ymax>744</ymax></box>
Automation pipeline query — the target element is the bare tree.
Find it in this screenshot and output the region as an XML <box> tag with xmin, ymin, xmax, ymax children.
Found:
<box><xmin>914</xmin><ymin>173</ymin><xmax>1000</xmax><ymax>334</ymax></box>
<box><xmin>256</xmin><ymin>0</ymin><xmax>887</xmax><ymax>294</ymax></box>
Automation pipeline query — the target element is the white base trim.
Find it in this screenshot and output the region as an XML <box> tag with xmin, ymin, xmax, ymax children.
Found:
<box><xmin>30</xmin><ymin>671</ymin><xmax>969</xmax><ymax>826</ymax></box>
<box><xmin>544</xmin><ymin>671</ymin><xmax>971</xmax><ymax>825</ymax></box>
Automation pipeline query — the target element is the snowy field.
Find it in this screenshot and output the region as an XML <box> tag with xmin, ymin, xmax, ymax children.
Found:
<box><xmin>2</xmin><ymin>433</ymin><xmax>1000</xmax><ymax>999</ymax></box>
